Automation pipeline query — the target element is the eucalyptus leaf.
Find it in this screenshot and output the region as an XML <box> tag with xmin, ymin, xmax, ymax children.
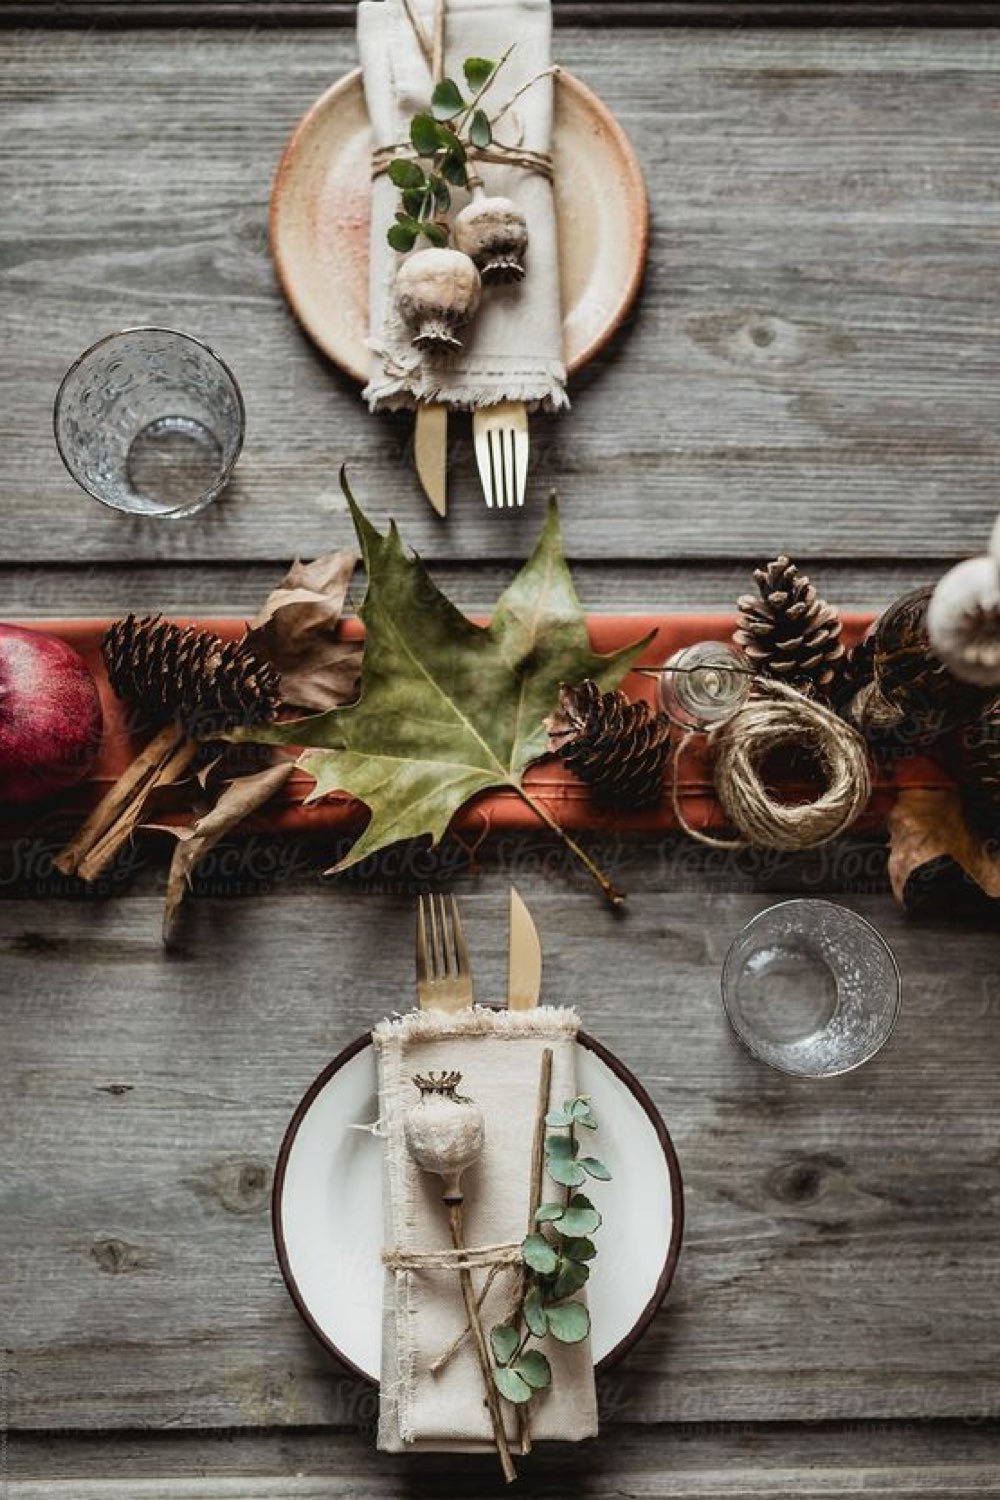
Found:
<box><xmin>387</xmin><ymin>158</ymin><xmax>425</xmax><ymax>189</ymax></box>
<box><xmin>410</xmin><ymin>112</ymin><xmax>441</xmax><ymax>156</ymax></box>
<box><xmin>570</xmin><ymin>1098</ymin><xmax>593</xmax><ymax>1120</ymax></box>
<box><xmin>494</xmin><ymin>1365</ymin><xmax>532</xmax><ymax>1404</ymax></box>
<box><xmin>435</xmin><ymin>125</ymin><xmax>466</xmax><ymax>159</ymax></box>
<box><xmin>561</xmin><ymin>1236</ymin><xmax>597</xmax><ymax>1262</ymax></box>
<box><xmin>441</xmin><ymin>152</ymin><xmax>470</xmax><ymax>186</ymax></box>
<box><xmin>514</xmin><ymin>1350</ymin><xmax>552</xmax><ymax>1390</ymax></box>
<box><xmin>401</xmin><ymin>187</ymin><xmax>427</xmax><ymax>218</ymax></box>
<box><xmin>534</xmin><ymin>1201</ymin><xmax>565</xmax><ymax>1223</ymax></box>
<box><xmin>524</xmin><ymin>1285</ymin><xmax>548</xmax><ymax>1337</ymax></box>
<box><xmin>386</xmin><ymin>221</ymin><xmax>417</xmax><ymax>252</ymax></box>
<box><xmin>239</xmin><ymin>481</ymin><xmax>651</xmax><ymax>878</ymax></box>
<box><xmin>464</xmin><ymin>55</ymin><xmax>496</xmax><ymax>90</ymax></box>
<box><xmin>431</xmin><ymin>177</ymin><xmax>451</xmax><ymax>212</ymax></box>
<box><xmin>579</xmin><ymin>1156</ymin><xmax>612</xmax><ymax>1181</ymax></box>
<box><xmin>552</xmin><ymin>1257</ymin><xmax>590</xmax><ymax>1299</ymax></box>
<box><xmin>547</xmin><ymin>1156</ymin><xmax>586</xmax><ymax>1188</ymax></box>
<box><xmin>431</xmin><ymin>78</ymin><xmax>465</xmax><ymax>120</ymax></box>
<box><xmin>420</xmin><ymin>221</ymin><xmax>449</xmax><ymax>247</ymax></box>
<box><xmin>557</xmin><ymin>1202</ymin><xmax>602</xmax><ymax>1237</ymax></box>
<box><xmin>490</xmin><ymin>1323</ymin><xmax>519</xmax><ymax>1365</ymax></box>
<box><xmin>469</xmin><ymin>108</ymin><xmax>492</xmax><ymax>149</ymax></box>
<box><xmin>544</xmin><ymin>1107</ymin><xmax>573</xmax><ymax>1128</ymax></box>
<box><xmin>522</xmin><ymin>1233</ymin><xmax>558</xmax><ymax>1275</ymax></box>
<box><xmin>545</xmin><ymin>1132</ymin><xmax>578</xmax><ymax>1160</ymax></box>
<box><xmin>545</xmin><ymin>1299</ymin><xmax>591</xmax><ymax>1345</ymax></box>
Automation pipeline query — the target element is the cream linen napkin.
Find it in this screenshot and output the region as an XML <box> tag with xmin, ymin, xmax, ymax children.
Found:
<box><xmin>358</xmin><ymin>0</ymin><xmax>568</xmax><ymax>412</ymax></box>
<box><xmin>373</xmin><ymin>1006</ymin><xmax>598</xmax><ymax>1451</ymax></box>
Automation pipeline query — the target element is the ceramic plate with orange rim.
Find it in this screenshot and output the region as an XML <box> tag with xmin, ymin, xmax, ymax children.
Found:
<box><xmin>270</xmin><ymin>69</ymin><xmax>648</xmax><ymax>384</ymax></box>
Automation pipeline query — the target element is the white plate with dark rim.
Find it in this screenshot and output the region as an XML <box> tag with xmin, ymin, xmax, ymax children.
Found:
<box><xmin>274</xmin><ymin>1029</ymin><xmax>683</xmax><ymax>1380</ymax></box>
<box><xmin>270</xmin><ymin>69</ymin><xmax>649</xmax><ymax>385</ymax></box>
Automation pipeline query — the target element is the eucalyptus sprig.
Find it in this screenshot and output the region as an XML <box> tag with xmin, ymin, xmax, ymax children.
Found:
<box><xmin>385</xmin><ymin>50</ymin><xmax>510</xmax><ymax>252</ymax></box>
<box><xmin>489</xmin><ymin>1095</ymin><xmax>610</xmax><ymax>1405</ymax></box>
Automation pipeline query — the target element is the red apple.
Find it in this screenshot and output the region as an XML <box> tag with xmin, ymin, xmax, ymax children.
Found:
<box><xmin>0</xmin><ymin>624</ymin><xmax>103</xmax><ymax>804</ymax></box>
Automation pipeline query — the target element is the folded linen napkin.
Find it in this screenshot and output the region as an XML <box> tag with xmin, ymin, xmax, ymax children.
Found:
<box><xmin>373</xmin><ymin>1006</ymin><xmax>598</xmax><ymax>1451</ymax></box>
<box><xmin>358</xmin><ymin>0</ymin><xmax>568</xmax><ymax>412</ymax></box>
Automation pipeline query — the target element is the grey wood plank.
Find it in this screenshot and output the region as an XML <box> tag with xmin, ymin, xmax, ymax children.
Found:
<box><xmin>1</xmin><ymin>881</ymin><xmax>998</xmax><ymax>1431</ymax></box>
<box><xmin>2</xmin><ymin>29</ymin><xmax>1000</xmax><ymax>564</ymax></box>
<box><xmin>0</xmin><ymin>559</ymin><xmax>950</xmax><ymax>616</ymax></box>
<box><xmin>5</xmin><ymin>2</ymin><xmax>998</xmax><ymax>28</ymax></box>
<box><xmin>8</xmin><ymin>1422</ymin><xmax>1000</xmax><ymax>1496</ymax></box>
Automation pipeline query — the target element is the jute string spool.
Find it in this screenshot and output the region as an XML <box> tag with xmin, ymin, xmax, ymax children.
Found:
<box><xmin>672</xmin><ymin>678</ymin><xmax>873</xmax><ymax>851</ymax></box>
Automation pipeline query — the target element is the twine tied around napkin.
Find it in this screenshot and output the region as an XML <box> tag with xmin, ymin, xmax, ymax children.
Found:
<box><xmin>373</xmin><ymin>1006</ymin><xmax>598</xmax><ymax>1454</ymax></box>
<box><xmin>358</xmin><ymin>0</ymin><xmax>569</xmax><ymax>412</ymax></box>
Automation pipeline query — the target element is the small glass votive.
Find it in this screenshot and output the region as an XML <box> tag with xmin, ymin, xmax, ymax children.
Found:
<box><xmin>658</xmin><ymin>641</ymin><xmax>752</xmax><ymax>731</ymax></box>
<box><xmin>721</xmin><ymin>899</ymin><xmax>900</xmax><ymax>1078</ymax></box>
<box><xmin>54</xmin><ymin>327</ymin><xmax>245</xmax><ymax>518</ymax></box>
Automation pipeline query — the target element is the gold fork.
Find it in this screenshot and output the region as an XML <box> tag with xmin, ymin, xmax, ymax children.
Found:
<box><xmin>415</xmin><ymin>892</ymin><xmax>476</xmax><ymax>1013</ymax></box>
<box><xmin>472</xmin><ymin>402</ymin><xmax>529</xmax><ymax>509</ymax></box>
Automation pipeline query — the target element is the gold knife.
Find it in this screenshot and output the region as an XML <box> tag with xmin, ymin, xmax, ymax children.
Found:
<box><xmin>414</xmin><ymin>403</ymin><xmax>448</xmax><ymax>518</ymax></box>
<box><xmin>507</xmin><ymin>885</ymin><xmax>542</xmax><ymax>1011</ymax></box>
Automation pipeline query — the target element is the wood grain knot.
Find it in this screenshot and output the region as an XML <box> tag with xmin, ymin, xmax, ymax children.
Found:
<box><xmin>201</xmin><ymin>1158</ymin><xmax>271</xmax><ymax>1215</ymax></box>
<box><xmin>685</xmin><ymin>311</ymin><xmax>857</xmax><ymax>373</ymax></box>
<box><xmin>768</xmin><ymin>1157</ymin><xmax>839</xmax><ymax>1206</ymax></box>
<box><xmin>90</xmin><ymin>1237</ymin><xmax>149</xmax><ymax>1275</ymax></box>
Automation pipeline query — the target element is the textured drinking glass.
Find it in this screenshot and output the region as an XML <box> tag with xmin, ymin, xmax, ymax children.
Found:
<box><xmin>658</xmin><ymin>642</ymin><xmax>752</xmax><ymax>731</ymax></box>
<box><xmin>54</xmin><ymin>327</ymin><xmax>245</xmax><ymax>518</ymax></box>
<box><xmin>721</xmin><ymin>899</ymin><xmax>900</xmax><ymax>1077</ymax></box>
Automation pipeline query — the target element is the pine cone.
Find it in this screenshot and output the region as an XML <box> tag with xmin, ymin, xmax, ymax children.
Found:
<box><xmin>547</xmin><ymin>680</ymin><xmax>672</xmax><ymax>810</ymax></box>
<box><xmin>734</xmin><ymin>556</ymin><xmax>845</xmax><ymax>698</ymax></box>
<box><xmin>103</xmin><ymin>614</ymin><xmax>281</xmax><ymax>737</ymax></box>
<box><xmin>959</xmin><ymin>701</ymin><xmax>1000</xmax><ymax>829</ymax></box>
<box><xmin>844</xmin><ymin>587</ymin><xmax>988</xmax><ymax>753</ymax></box>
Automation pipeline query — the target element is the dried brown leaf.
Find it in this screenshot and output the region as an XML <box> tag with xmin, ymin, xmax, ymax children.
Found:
<box><xmin>886</xmin><ymin>786</ymin><xmax>1000</xmax><ymax>909</ymax></box>
<box><xmin>161</xmin><ymin>760</ymin><xmax>294</xmax><ymax>948</ymax></box>
<box><xmin>247</xmin><ymin>550</ymin><xmax>362</xmax><ymax>712</ymax></box>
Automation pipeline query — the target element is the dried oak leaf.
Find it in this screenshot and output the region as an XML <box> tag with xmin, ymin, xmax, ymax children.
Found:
<box><xmin>246</xmin><ymin>549</ymin><xmax>362</xmax><ymax>712</ymax></box>
<box><xmin>239</xmin><ymin>477</ymin><xmax>653</xmax><ymax>903</ymax></box>
<box><xmin>161</xmin><ymin>760</ymin><xmax>294</xmax><ymax>947</ymax></box>
<box><xmin>886</xmin><ymin>786</ymin><xmax>1000</xmax><ymax>913</ymax></box>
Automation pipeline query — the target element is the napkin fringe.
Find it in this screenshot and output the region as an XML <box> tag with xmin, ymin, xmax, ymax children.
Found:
<box><xmin>373</xmin><ymin>1004</ymin><xmax>580</xmax><ymax>1044</ymax></box>
<box><xmin>363</xmin><ymin>370</ymin><xmax>571</xmax><ymax>414</ymax></box>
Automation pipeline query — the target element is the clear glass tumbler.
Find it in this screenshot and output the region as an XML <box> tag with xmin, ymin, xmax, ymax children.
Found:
<box><xmin>658</xmin><ymin>641</ymin><xmax>752</xmax><ymax>731</ymax></box>
<box><xmin>54</xmin><ymin>327</ymin><xmax>245</xmax><ymax>518</ymax></box>
<box><xmin>721</xmin><ymin>899</ymin><xmax>900</xmax><ymax>1077</ymax></box>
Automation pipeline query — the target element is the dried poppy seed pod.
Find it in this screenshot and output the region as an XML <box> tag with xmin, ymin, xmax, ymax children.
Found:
<box><xmin>453</xmin><ymin>195</ymin><xmax>529</xmax><ymax>284</ymax></box>
<box><xmin>927</xmin><ymin>554</ymin><xmax>1000</xmax><ymax>687</ymax></box>
<box><xmin>394</xmin><ymin>247</ymin><xmax>481</xmax><ymax>353</ymax></box>
<box><xmin>403</xmin><ymin>1070</ymin><xmax>485</xmax><ymax>1205</ymax></box>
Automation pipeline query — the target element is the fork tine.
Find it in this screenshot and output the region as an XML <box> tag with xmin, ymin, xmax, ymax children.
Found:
<box><xmin>508</xmin><ymin>430</ymin><xmax>517</xmax><ymax>508</ymax></box>
<box><xmin>416</xmin><ymin>894</ymin><xmax>429</xmax><ymax>985</ymax></box>
<box><xmin>429</xmin><ymin>893</ymin><xmax>445</xmax><ymax>979</ymax></box>
<box><xmin>486</xmin><ymin>430</ymin><xmax>498</xmax><ymax>509</ymax></box>
<box><xmin>449</xmin><ymin>894</ymin><xmax>471</xmax><ymax>978</ymax></box>
<box><xmin>434</xmin><ymin>893</ymin><xmax>449</xmax><ymax>977</ymax></box>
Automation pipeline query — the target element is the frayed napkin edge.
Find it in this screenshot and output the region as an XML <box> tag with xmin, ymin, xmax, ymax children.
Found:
<box><xmin>372</xmin><ymin>1005</ymin><xmax>580</xmax><ymax>1045</ymax></box>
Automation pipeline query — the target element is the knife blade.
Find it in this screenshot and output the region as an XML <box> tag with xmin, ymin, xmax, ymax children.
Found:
<box><xmin>414</xmin><ymin>403</ymin><xmax>448</xmax><ymax>517</ymax></box>
<box><xmin>507</xmin><ymin>885</ymin><xmax>542</xmax><ymax>1011</ymax></box>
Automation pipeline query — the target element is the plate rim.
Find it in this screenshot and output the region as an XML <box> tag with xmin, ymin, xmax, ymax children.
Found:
<box><xmin>269</xmin><ymin>66</ymin><xmax>650</xmax><ymax>383</ymax></box>
<box><xmin>272</xmin><ymin>1025</ymin><xmax>684</xmax><ymax>1383</ymax></box>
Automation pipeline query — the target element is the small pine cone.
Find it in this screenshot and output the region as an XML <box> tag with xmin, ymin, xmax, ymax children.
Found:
<box><xmin>102</xmin><ymin>614</ymin><xmax>281</xmax><ymax>737</ymax></box>
<box><xmin>844</xmin><ymin>587</ymin><xmax>989</xmax><ymax>753</ymax></box>
<box><xmin>547</xmin><ymin>680</ymin><xmax>672</xmax><ymax>810</ymax></box>
<box><xmin>734</xmin><ymin>555</ymin><xmax>845</xmax><ymax>698</ymax></box>
<box><xmin>959</xmin><ymin>701</ymin><xmax>1000</xmax><ymax>829</ymax></box>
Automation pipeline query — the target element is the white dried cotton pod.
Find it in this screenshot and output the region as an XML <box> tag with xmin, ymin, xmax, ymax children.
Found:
<box><xmin>453</xmin><ymin>196</ymin><xmax>529</xmax><ymax>284</ymax></box>
<box><xmin>926</xmin><ymin>554</ymin><xmax>1000</xmax><ymax>687</ymax></box>
<box><xmin>394</xmin><ymin>247</ymin><xmax>482</xmax><ymax>353</ymax></box>
<box><xmin>403</xmin><ymin>1071</ymin><xmax>485</xmax><ymax>1204</ymax></box>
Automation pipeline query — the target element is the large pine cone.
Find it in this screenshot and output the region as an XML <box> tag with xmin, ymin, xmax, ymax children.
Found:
<box><xmin>843</xmin><ymin>587</ymin><xmax>988</xmax><ymax>753</ymax></box>
<box><xmin>547</xmin><ymin>680</ymin><xmax>672</xmax><ymax>810</ymax></box>
<box><xmin>103</xmin><ymin>614</ymin><xmax>280</xmax><ymax>737</ymax></box>
<box><xmin>734</xmin><ymin>556</ymin><xmax>845</xmax><ymax>698</ymax></box>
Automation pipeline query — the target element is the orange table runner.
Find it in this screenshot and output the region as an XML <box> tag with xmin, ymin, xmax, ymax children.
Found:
<box><xmin>19</xmin><ymin>614</ymin><xmax>953</xmax><ymax>842</ymax></box>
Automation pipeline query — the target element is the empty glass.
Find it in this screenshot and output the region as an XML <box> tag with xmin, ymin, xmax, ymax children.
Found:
<box><xmin>658</xmin><ymin>642</ymin><xmax>752</xmax><ymax>731</ymax></box>
<box><xmin>721</xmin><ymin>899</ymin><xmax>900</xmax><ymax>1077</ymax></box>
<box><xmin>54</xmin><ymin>327</ymin><xmax>245</xmax><ymax>518</ymax></box>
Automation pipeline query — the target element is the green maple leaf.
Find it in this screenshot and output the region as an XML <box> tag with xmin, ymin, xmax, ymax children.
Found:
<box><xmin>245</xmin><ymin>473</ymin><xmax>653</xmax><ymax>902</ymax></box>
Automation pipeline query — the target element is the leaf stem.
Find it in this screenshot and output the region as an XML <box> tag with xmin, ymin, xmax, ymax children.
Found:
<box><xmin>515</xmin><ymin>786</ymin><xmax>626</xmax><ymax>907</ymax></box>
<box><xmin>489</xmin><ymin>65</ymin><xmax>560</xmax><ymax>133</ymax></box>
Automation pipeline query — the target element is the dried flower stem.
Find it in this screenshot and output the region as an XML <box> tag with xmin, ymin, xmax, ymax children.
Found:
<box><xmin>447</xmin><ymin>1201</ymin><xmax>517</xmax><ymax>1483</ymax></box>
<box><xmin>515</xmin><ymin>1046</ymin><xmax>553</xmax><ymax>1454</ymax></box>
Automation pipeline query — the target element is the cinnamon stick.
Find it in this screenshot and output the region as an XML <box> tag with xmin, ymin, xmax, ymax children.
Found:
<box><xmin>76</xmin><ymin>733</ymin><xmax>198</xmax><ymax>884</ymax></box>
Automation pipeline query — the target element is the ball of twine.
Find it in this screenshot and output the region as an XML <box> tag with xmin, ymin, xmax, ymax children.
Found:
<box><xmin>674</xmin><ymin>679</ymin><xmax>872</xmax><ymax>851</ymax></box>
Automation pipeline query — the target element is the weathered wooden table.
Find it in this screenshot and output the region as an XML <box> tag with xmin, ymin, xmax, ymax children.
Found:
<box><xmin>2</xmin><ymin>2</ymin><xmax>1000</xmax><ymax>1495</ymax></box>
